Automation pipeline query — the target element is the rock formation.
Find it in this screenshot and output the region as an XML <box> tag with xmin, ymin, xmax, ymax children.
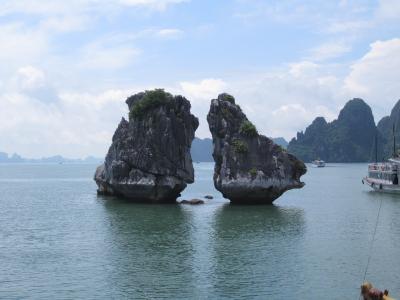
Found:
<box><xmin>207</xmin><ymin>93</ymin><xmax>306</xmax><ymax>204</ymax></box>
<box><xmin>377</xmin><ymin>99</ymin><xmax>400</xmax><ymax>159</ymax></box>
<box><xmin>288</xmin><ymin>98</ymin><xmax>380</xmax><ymax>162</ymax></box>
<box><xmin>94</xmin><ymin>89</ymin><xmax>199</xmax><ymax>203</ymax></box>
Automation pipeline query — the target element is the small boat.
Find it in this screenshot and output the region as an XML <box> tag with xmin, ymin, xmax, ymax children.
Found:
<box><xmin>312</xmin><ymin>159</ymin><xmax>326</xmax><ymax>167</ymax></box>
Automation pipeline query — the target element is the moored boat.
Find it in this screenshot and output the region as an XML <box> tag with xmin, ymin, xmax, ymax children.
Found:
<box><xmin>363</xmin><ymin>158</ymin><xmax>400</xmax><ymax>193</ymax></box>
<box><xmin>363</xmin><ymin>125</ymin><xmax>400</xmax><ymax>193</ymax></box>
<box><xmin>312</xmin><ymin>159</ymin><xmax>326</xmax><ymax>167</ymax></box>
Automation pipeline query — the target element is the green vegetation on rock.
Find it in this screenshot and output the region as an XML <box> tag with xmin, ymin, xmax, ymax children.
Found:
<box><xmin>240</xmin><ymin>120</ymin><xmax>258</xmax><ymax>137</ymax></box>
<box><xmin>232</xmin><ymin>139</ymin><xmax>248</xmax><ymax>154</ymax></box>
<box><xmin>276</xmin><ymin>144</ymin><xmax>286</xmax><ymax>152</ymax></box>
<box><xmin>220</xmin><ymin>93</ymin><xmax>235</xmax><ymax>104</ymax></box>
<box><xmin>249</xmin><ymin>167</ymin><xmax>257</xmax><ymax>178</ymax></box>
<box><xmin>129</xmin><ymin>89</ymin><xmax>171</xmax><ymax>119</ymax></box>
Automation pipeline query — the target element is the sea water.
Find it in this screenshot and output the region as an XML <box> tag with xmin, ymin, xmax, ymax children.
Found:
<box><xmin>0</xmin><ymin>163</ymin><xmax>399</xmax><ymax>299</ymax></box>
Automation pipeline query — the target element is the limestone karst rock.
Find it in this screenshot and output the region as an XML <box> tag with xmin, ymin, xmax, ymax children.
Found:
<box><xmin>207</xmin><ymin>93</ymin><xmax>306</xmax><ymax>204</ymax></box>
<box><xmin>377</xmin><ymin>99</ymin><xmax>400</xmax><ymax>159</ymax></box>
<box><xmin>288</xmin><ymin>98</ymin><xmax>380</xmax><ymax>162</ymax></box>
<box><xmin>95</xmin><ymin>89</ymin><xmax>199</xmax><ymax>202</ymax></box>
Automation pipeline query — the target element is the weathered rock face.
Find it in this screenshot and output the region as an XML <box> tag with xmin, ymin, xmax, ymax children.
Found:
<box><xmin>207</xmin><ymin>93</ymin><xmax>306</xmax><ymax>204</ymax></box>
<box><xmin>95</xmin><ymin>89</ymin><xmax>199</xmax><ymax>203</ymax></box>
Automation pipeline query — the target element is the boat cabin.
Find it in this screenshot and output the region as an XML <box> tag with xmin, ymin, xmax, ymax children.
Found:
<box><xmin>367</xmin><ymin>161</ymin><xmax>399</xmax><ymax>185</ymax></box>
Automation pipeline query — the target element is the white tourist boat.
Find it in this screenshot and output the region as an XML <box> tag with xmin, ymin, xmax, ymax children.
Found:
<box><xmin>312</xmin><ymin>159</ymin><xmax>326</xmax><ymax>167</ymax></box>
<box><xmin>363</xmin><ymin>127</ymin><xmax>400</xmax><ymax>193</ymax></box>
<box><xmin>363</xmin><ymin>158</ymin><xmax>400</xmax><ymax>193</ymax></box>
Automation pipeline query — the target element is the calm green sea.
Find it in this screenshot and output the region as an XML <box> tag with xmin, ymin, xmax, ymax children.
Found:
<box><xmin>0</xmin><ymin>163</ymin><xmax>399</xmax><ymax>299</ymax></box>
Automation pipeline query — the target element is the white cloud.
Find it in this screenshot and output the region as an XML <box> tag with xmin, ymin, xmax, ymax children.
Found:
<box><xmin>39</xmin><ymin>15</ymin><xmax>91</xmax><ymax>32</ymax></box>
<box><xmin>271</xmin><ymin>104</ymin><xmax>336</xmax><ymax>138</ymax></box>
<box><xmin>0</xmin><ymin>88</ymin><xmax>132</xmax><ymax>158</ymax></box>
<box><xmin>180</xmin><ymin>79</ymin><xmax>227</xmax><ymax>99</ymax></box>
<box><xmin>376</xmin><ymin>0</ymin><xmax>400</xmax><ymax>20</ymax></box>
<box><xmin>223</xmin><ymin>64</ymin><xmax>341</xmax><ymax>140</ymax></box>
<box><xmin>3</xmin><ymin>66</ymin><xmax>59</xmax><ymax>105</ymax></box>
<box><xmin>16</xmin><ymin>66</ymin><xmax>46</xmax><ymax>90</ymax></box>
<box><xmin>0</xmin><ymin>1</ymin><xmax>70</xmax><ymax>16</ymax></box>
<box><xmin>174</xmin><ymin>61</ymin><xmax>347</xmax><ymax>141</ymax></box>
<box><xmin>344</xmin><ymin>38</ymin><xmax>400</xmax><ymax>118</ymax></box>
<box><xmin>119</xmin><ymin>0</ymin><xmax>189</xmax><ymax>10</ymax></box>
<box><xmin>326</xmin><ymin>20</ymin><xmax>371</xmax><ymax>34</ymax></box>
<box><xmin>0</xmin><ymin>0</ymin><xmax>189</xmax><ymax>16</ymax></box>
<box><xmin>156</xmin><ymin>28</ymin><xmax>184</xmax><ymax>39</ymax></box>
<box><xmin>177</xmin><ymin>79</ymin><xmax>227</xmax><ymax>138</ymax></box>
<box><xmin>288</xmin><ymin>61</ymin><xmax>319</xmax><ymax>78</ymax></box>
<box><xmin>79</xmin><ymin>44</ymin><xmax>141</xmax><ymax>70</ymax></box>
<box><xmin>0</xmin><ymin>23</ymin><xmax>48</xmax><ymax>71</ymax></box>
<box><xmin>1</xmin><ymin>35</ymin><xmax>399</xmax><ymax>157</ymax></box>
<box><xmin>309</xmin><ymin>42</ymin><xmax>351</xmax><ymax>61</ymax></box>
<box><xmin>0</xmin><ymin>0</ymin><xmax>398</xmax><ymax>158</ymax></box>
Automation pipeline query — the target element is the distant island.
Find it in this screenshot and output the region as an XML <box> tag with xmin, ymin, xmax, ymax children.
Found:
<box><xmin>0</xmin><ymin>137</ymin><xmax>287</xmax><ymax>164</ymax></box>
<box><xmin>288</xmin><ymin>98</ymin><xmax>400</xmax><ymax>163</ymax></box>
<box><xmin>0</xmin><ymin>152</ymin><xmax>103</xmax><ymax>164</ymax></box>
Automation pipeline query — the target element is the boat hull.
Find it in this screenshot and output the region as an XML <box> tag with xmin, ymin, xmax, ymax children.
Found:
<box><xmin>311</xmin><ymin>161</ymin><xmax>326</xmax><ymax>167</ymax></box>
<box><xmin>363</xmin><ymin>177</ymin><xmax>400</xmax><ymax>194</ymax></box>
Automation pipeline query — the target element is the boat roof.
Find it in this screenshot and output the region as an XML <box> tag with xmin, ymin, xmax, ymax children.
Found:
<box><xmin>388</xmin><ymin>158</ymin><xmax>400</xmax><ymax>164</ymax></box>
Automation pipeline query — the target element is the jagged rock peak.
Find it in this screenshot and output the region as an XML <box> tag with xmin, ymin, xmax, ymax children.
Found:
<box><xmin>311</xmin><ymin>117</ymin><xmax>327</xmax><ymax>126</ymax></box>
<box><xmin>207</xmin><ymin>93</ymin><xmax>306</xmax><ymax>204</ymax></box>
<box><xmin>337</xmin><ymin>98</ymin><xmax>374</xmax><ymax>124</ymax></box>
<box><xmin>94</xmin><ymin>89</ymin><xmax>199</xmax><ymax>203</ymax></box>
<box><xmin>389</xmin><ymin>99</ymin><xmax>400</xmax><ymax>119</ymax></box>
<box><xmin>376</xmin><ymin>99</ymin><xmax>400</xmax><ymax>159</ymax></box>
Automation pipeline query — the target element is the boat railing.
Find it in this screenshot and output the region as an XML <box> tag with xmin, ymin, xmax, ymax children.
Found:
<box><xmin>368</xmin><ymin>163</ymin><xmax>397</xmax><ymax>172</ymax></box>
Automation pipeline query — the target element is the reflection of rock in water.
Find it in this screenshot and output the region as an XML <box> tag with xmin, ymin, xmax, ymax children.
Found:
<box><xmin>210</xmin><ymin>204</ymin><xmax>306</xmax><ymax>298</ymax></box>
<box><xmin>100</xmin><ymin>199</ymin><xmax>196</xmax><ymax>298</ymax></box>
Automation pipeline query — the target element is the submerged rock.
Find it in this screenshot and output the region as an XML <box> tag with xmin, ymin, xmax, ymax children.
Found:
<box><xmin>207</xmin><ymin>93</ymin><xmax>306</xmax><ymax>204</ymax></box>
<box><xmin>179</xmin><ymin>199</ymin><xmax>205</xmax><ymax>205</ymax></box>
<box><xmin>95</xmin><ymin>89</ymin><xmax>199</xmax><ymax>203</ymax></box>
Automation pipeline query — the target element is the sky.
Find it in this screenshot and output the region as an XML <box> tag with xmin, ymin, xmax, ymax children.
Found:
<box><xmin>0</xmin><ymin>0</ymin><xmax>399</xmax><ymax>158</ymax></box>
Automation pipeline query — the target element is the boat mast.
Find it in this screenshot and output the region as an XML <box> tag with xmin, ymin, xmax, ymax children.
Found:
<box><xmin>375</xmin><ymin>134</ymin><xmax>378</xmax><ymax>163</ymax></box>
<box><xmin>393</xmin><ymin>124</ymin><xmax>396</xmax><ymax>157</ymax></box>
